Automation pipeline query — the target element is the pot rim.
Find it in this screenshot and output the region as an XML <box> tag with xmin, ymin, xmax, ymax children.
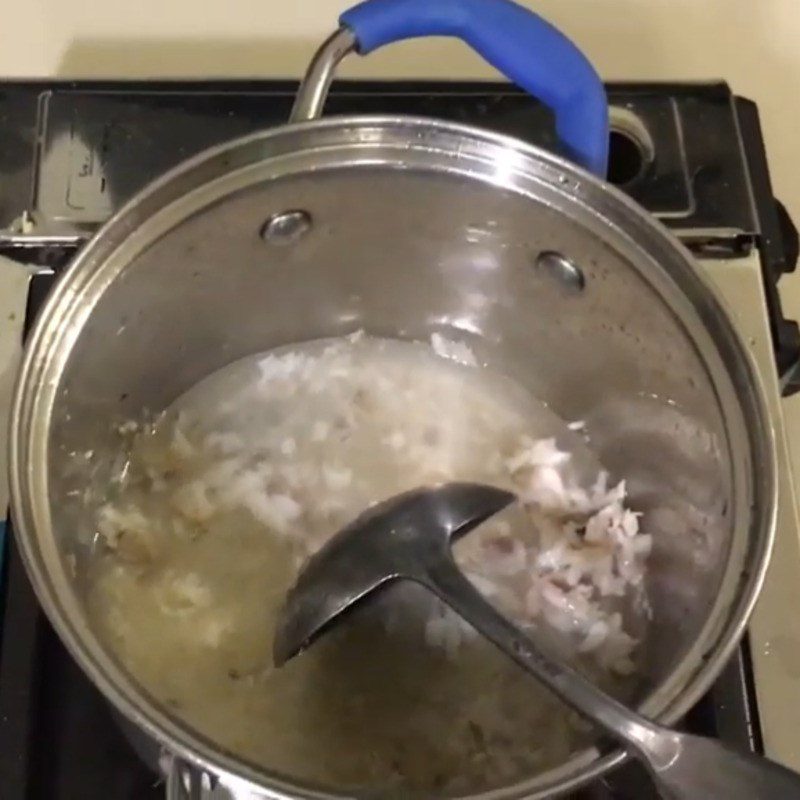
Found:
<box><xmin>8</xmin><ymin>114</ymin><xmax>779</xmax><ymax>799</ymax></box>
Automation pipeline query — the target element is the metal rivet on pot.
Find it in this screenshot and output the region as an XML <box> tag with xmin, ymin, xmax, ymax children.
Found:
<box><xmin>534</xmin><ymin>251</ymin><xmax>585</xmax><ymax>293</ymax></box>
<box><xmin>260</xmin><ymin>210</ymin><xmax>312</xmax><ymax>244</ymax></box>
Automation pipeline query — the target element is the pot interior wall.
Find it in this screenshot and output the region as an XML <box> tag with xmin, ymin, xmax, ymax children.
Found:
<box><xmin>46</xmin><ymin>166</ymin><xmax>734</xmax><ymax>700</ymax></box>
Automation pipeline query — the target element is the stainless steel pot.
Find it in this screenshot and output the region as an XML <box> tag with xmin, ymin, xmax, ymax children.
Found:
<box><xmin>9</xmin><ymin>1</ymin><xmax>777</xmax><ymax>798</ymax></box>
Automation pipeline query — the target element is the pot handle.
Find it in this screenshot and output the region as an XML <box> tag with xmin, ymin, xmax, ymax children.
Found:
<box><xmin>164</xmin><ymin>754</ymin><xmax>262</xmax><ymax>800</ymax></box>
<box><xmin>291</xmin><ymin>0</ymin><xmax>608</xmax><ymax>176</ymax></box>
<box><xmin>165</xmin><ymin>757</ymin><xmax>214</xmax><ymax>800</ymax></box>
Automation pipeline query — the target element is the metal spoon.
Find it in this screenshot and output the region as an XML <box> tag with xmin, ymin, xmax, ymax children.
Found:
<box><xmin>274</xmin><ymin>482</ymin><xmax>800</xmax><ymax>799</ymax></box>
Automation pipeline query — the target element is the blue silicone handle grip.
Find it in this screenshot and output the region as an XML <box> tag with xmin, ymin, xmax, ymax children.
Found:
<box><xmin>339</xmin><ymin>0</ymin><xmax>608</xmax><ymax>176</ymax></box>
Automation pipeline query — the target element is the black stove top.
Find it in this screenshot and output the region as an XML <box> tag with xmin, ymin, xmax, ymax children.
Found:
<box><xmin>0</xmin><ymin>79</ymin><xmax>795</xmax><ymax>799</ymax></box>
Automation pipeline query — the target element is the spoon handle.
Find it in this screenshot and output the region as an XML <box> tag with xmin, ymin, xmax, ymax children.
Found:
<box><xmin>424</xmin><ymin>556</ymin><xmax>660</xmax><ymax>751</ymax></box>
<box><xmin>653</xmin><ymin>734</ymin><xmax>800</xmax><ymax>799</ymax></box>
